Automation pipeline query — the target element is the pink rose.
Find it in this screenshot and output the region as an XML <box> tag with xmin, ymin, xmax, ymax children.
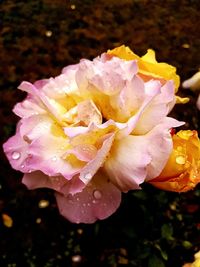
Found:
<box><xmin>3</xmin><ymin>53</ymin><xmax>183</xmax><ymax>223</ymax></box>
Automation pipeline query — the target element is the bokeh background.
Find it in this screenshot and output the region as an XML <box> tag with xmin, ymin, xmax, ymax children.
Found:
<box><xmin>0</xmin><ymin>1</ymin><xmax>200</xmax><ymax>266</ymax></box>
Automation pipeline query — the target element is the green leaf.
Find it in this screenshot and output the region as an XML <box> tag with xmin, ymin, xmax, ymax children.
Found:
<box><xmin>161</xmin><ymin>224</ymin><xmax>174</xmax><ymax>240</ymax></box>
<box><xmin>148</xmin><ymin>255</ymin><xmax>165</xmax><ymax>267</ymax></box>
<box><xmin>182</xmin><ymin>241</ymin><xmax>192</xmax><ymax>249</ymax></box>
<box><xmin>155</xmin><ymin>244</ymin><xmax>168</xmax><ymax>261</ymax></box>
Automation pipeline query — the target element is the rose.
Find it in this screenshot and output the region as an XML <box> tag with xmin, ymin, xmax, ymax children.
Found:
<box><xmin>3</xmin><ymin>48</ymin><xmax>183</xmax><ymax>223</ymax></box>
<box><xmin>148</xmin><ymin>130</ymin><xmax>200</xmax><ymax>192</ymax></box>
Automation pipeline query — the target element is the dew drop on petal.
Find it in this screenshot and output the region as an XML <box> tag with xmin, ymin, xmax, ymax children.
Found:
<box><xmin>83</xmin><ymin>173</ymin><xmax>92</xmax><ymax>180</ymax></box>
<box><xmin>52</xmin><ymin>156</ymin><xmax>57</xmax><ymax>162</ymax></box>
<box><xmin>11</xmin><ymin>151</ymin><xmax>21</xmax><ymax>160</ymax></box>
<box><xmin>93</xmin><ymin>190</ymin><xmax>102</xmax><ymax>200</ymax></box>
<box><xmin>66</xmin><ymin>194</ymin><xmax>74</xmax><ymax>204</ymax></box>
<box><xmin>176</xmin><ymin>156</ymin><xmax>186</xmax><ymax>165</ymax></box>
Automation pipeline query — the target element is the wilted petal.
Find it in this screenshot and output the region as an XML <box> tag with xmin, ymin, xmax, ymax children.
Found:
<box><xmin>55</xmin><ymin>171</ymin><xmax>121</xmax><ymax>223</ymax></box>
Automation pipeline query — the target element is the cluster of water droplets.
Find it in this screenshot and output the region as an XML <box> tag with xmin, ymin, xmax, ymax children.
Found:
<box><xmin>65</xmin><ymin>187</ymin><xmax>103</xmax><ymax>213</ymax></box>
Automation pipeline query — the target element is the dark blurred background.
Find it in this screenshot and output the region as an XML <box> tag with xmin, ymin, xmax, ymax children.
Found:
<box><xmin>0</xmin><ymin>1</ymin><xmax>200</xmax><ymax>266</ymax></box>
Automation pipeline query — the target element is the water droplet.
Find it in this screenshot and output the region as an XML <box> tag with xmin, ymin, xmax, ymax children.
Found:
<box><xmin>66</xmin><ymin>194</ymin><xmax>74</xmax><ymax>204</ymax></box>
<box><xmin>52</xmin><ymin>156</ymin><xmax>57</xmax><ymax>162</ymax></box>
<box><xmin>93</xmin><ymin>190</ymin><xmax>102</xmax><ymax>200</ymax></box>
<box><xmin>76</xmin><ymin>197</ymin><xmax>80</xmax><ymax>201</ymax></box>
<box><xmin>176</xmin><ymin>156</ymin><xmax>186</xmax><ymax>165</ymax></box>
<box><xmin>83</xmin><ymin>173</ymin><xmax>92</xmax><ymax>180</ymax></box>
<box><xmin>21</xmin><ymin>164</ymin><xmax>25</xmax><ymax>169</ymax></box>
<box><xmin>87</xmin><ymin>203</ymin><xmax>91</xmax><ymax>207</ymax></box>
<box><xmin>11</xmin><ymin>151</ymin><xmax>21</xmax><ymax>160</ymax></box>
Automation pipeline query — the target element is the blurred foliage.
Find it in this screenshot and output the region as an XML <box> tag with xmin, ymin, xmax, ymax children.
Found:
<box><xmin>0</xmin><ymin>0</ymin><xmax>200</xmax><ymax>266</ymax></box>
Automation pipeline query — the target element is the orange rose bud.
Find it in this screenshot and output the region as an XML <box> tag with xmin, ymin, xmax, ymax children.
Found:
<box><xmin>149</xmin><ymin>130</ymin><xmax>200</xmax><ymax>192</ymax></box>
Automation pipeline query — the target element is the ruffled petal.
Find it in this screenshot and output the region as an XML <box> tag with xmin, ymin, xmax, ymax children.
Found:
<box><xmin>79</xmin><ymin>133</ymin><xmax>115</xmax><ymax>184</ymax></box>
<box><xmin>104</xmin><ymin>135</ymin><xmax>151</xmax><ymax>192</ymax></box>
<box><xmin>13</xmin><ymin>96</ymin><xmax>46</xmax><ymax>119</ymax></box>
<box><xmin>55</xmin><ymin>171</ymin><xmax>121</xmax><ymax>223</ymax></box>
<box><xmin>23</xmin><ymin>171</ymin><xmax>86</xmax><ymax>195</ymax></box>
<box><xmin>27</xmin><ymin>132</ymin><xmax>82</xmax><ymax>178</ymax></box>
<box><xmin>133</xmin><ymin>80</ymin><xmax>176</xmax><ymax>135</ymax></box>
<box><xmin>145</xmin><ymin>117</ymin><xmax>185</xmax><ymax>180</ymax></box>
<box><xmin>22</xmin><ymin>171</ymin><xmax>67</xmax><ymax>191</ymax></box>
<box><xmin>3</xmin><ymin>127</ymin><xmax>30</xmax><ymax>173</ymax></box>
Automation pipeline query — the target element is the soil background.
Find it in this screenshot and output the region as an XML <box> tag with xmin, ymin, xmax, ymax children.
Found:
<box><xmin>0</xmin><ymin>1</ymin><xmax>200</xmax><ymax>266</ymax></box>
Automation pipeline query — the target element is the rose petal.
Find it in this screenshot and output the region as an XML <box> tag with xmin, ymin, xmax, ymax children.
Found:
<box><xmin>146</xmin><ymin>117</ymin><xmax>185</xmax><ymax>180</ymax></box>
<box><xmin>79</xmin><ymin>133</ymin><xmax>115</xmax><ymax>184</ymax></box>
<box><xmin>27</xmin><ymin>123</ymin><xmax>83</xmax><ymax>178</ymax></box>
<box><xmin>22</xmin><ymin>171</ymin><xmax>66</xmax><ymax>191</ymax></box>
<box><xmin>55</xmin><ymin>171</ymin><xmax>121</xmax><ymax>223</ymax></box>
<box><xmin>23</xmin><ymin>171</ymin><xmax>85</xmax><ymax>195</ymax></box>
<box><xmin>104</xmin><ymin>135</ymin><xmax>151</xmax><ymax>192</ymax></box>
<box><xmin>133</xmin><ymin>81</ymin><xmax>176</xmax><ymax>135</ymax></box>
<box><xmin>3</xmin><ymin>128</ymin><xmax>29</xmax><ymax>173</ymax></box>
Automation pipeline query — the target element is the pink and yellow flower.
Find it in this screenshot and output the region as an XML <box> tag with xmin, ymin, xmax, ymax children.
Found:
<box><xmin>3</xmin><ymin>48</ymin><xmax>183</xmax><ymax>223</ymax></box>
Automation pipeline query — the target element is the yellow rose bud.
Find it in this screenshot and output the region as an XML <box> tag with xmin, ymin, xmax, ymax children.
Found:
<box><xmin>149</xmin><ymin>130</ymin><xmax>200</xmax><ymax>192</ymax></box>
